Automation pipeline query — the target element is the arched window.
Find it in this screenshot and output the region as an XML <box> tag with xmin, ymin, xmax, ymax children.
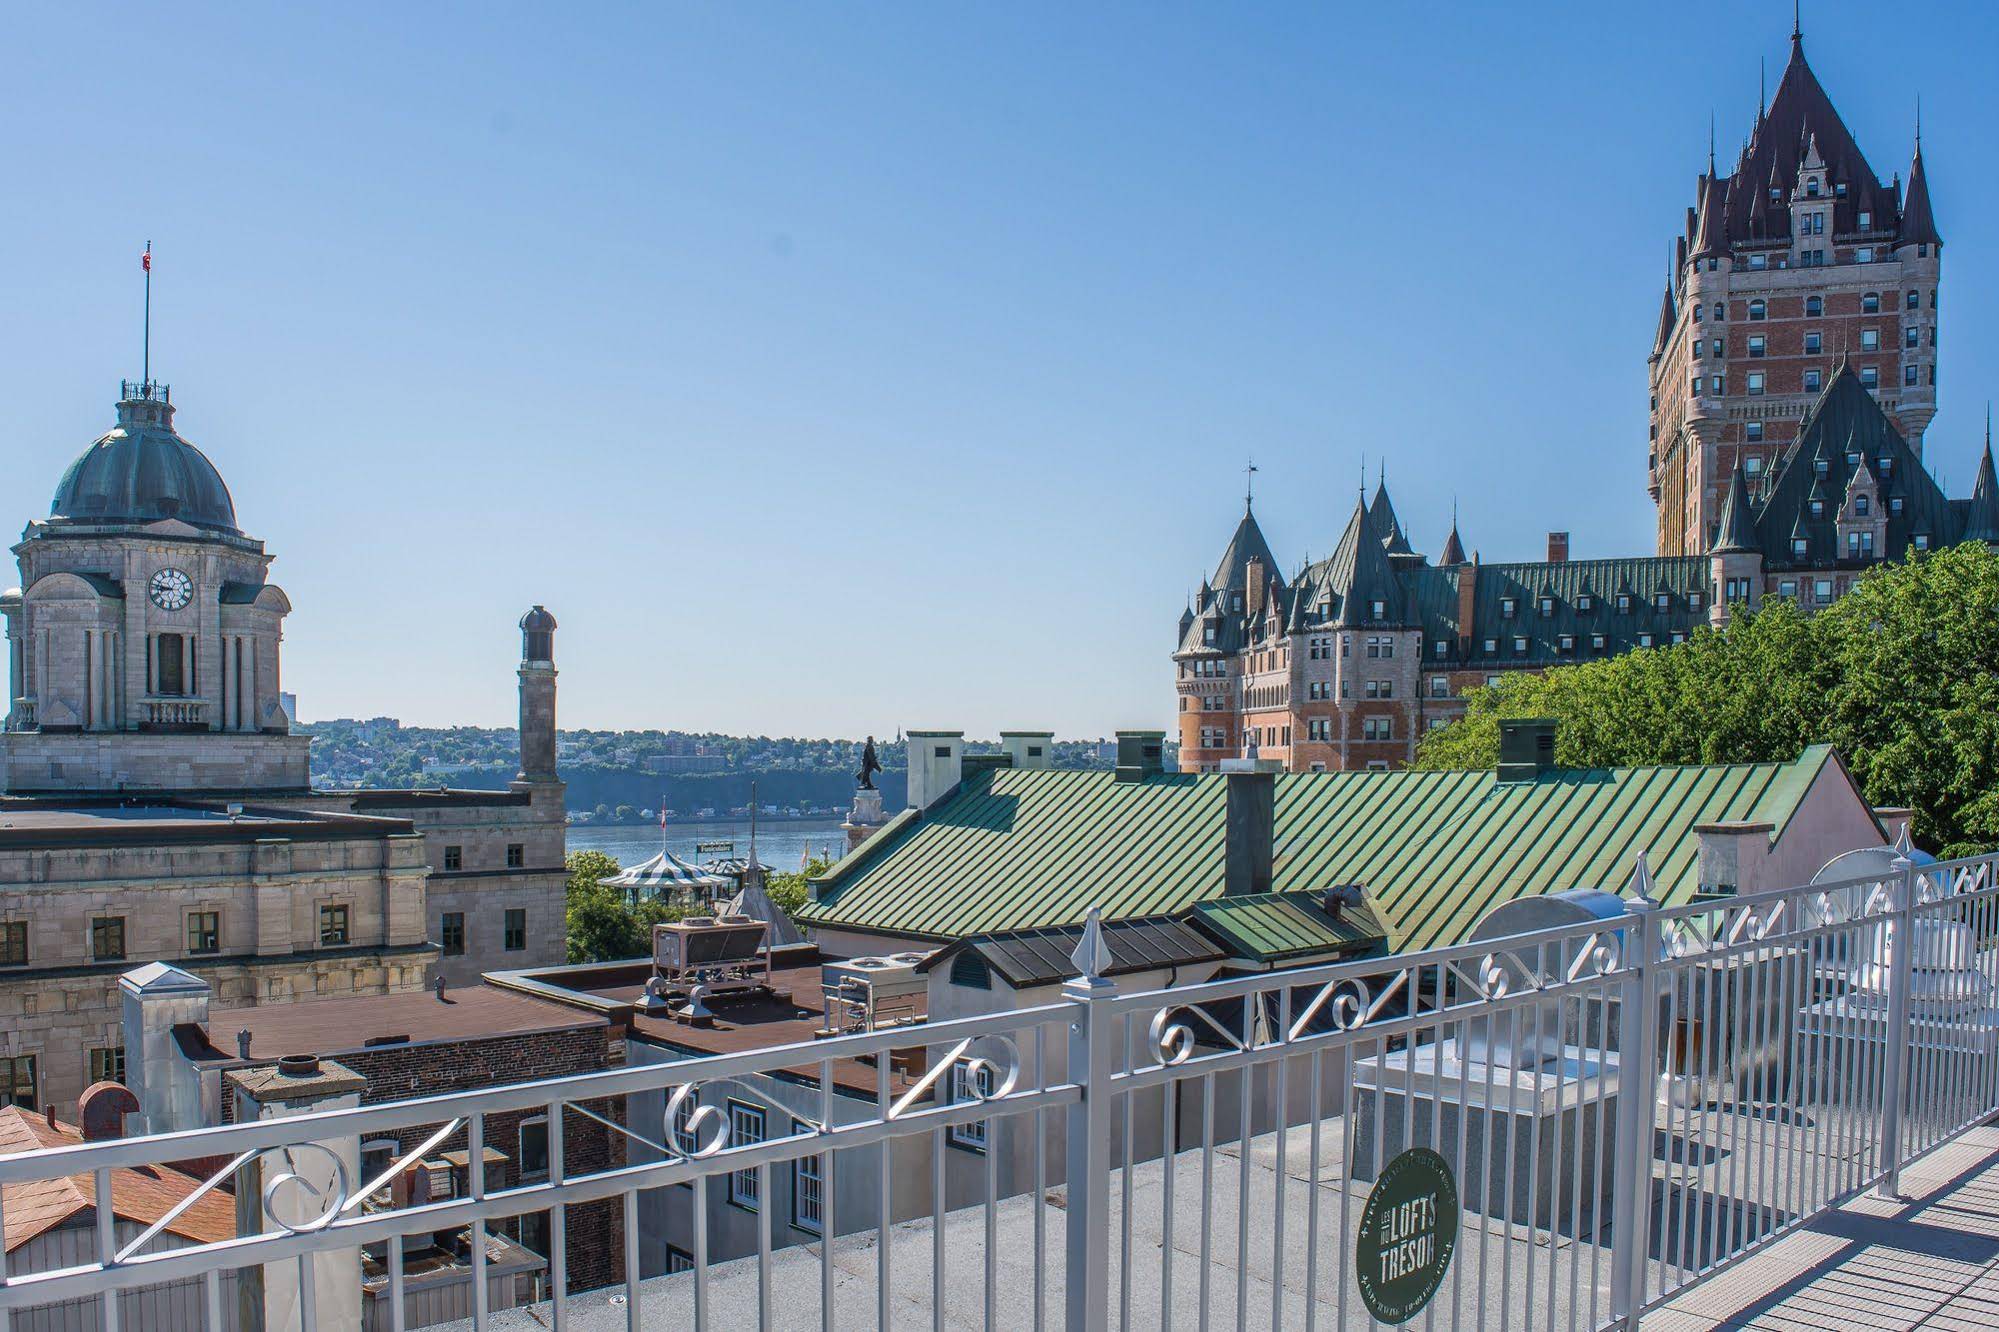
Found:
<box><xmin>1806</xmin><ymin>295</ymin><xmax>1823</xmax><ymax>316</ymax></box>
<box><xmin>1748</xmin><ymin>299</ymin><xmax>1766</xmax><ymax>321</ymax></box>
<box><xmin>1861</xmin><ymin>292</ymin><xmax>1880</xmax><ymax>313</ymax></box>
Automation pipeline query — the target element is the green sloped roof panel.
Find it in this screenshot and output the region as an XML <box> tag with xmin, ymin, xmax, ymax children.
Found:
<box><xmin>799</xmin><ymin>746</ymin><xmax>1843</xmax><ymax>951</ymax></box>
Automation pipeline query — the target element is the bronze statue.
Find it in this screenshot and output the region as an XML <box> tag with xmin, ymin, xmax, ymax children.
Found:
<box><xmin>857</xmin><ymin>735</ymin><xmax>882</xmax><ymax>790</ymax></box>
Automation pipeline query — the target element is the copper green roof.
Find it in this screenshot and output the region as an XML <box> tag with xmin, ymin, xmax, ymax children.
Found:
<box><xmin>1188</xmin><ymin>890</ymin><xmax>1385</xmax><ymax>964</ymax></box>
<box><xmin>801</xmin><ymin>747</ymin><xmax>1850</xmax><ymax>952</ymax></box>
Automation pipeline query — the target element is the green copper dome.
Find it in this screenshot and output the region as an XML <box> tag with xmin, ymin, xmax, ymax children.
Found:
<box><xmin>49</xmin><ymin>385</ymin><xmax>240</xmax><ymax>535</ymax></box>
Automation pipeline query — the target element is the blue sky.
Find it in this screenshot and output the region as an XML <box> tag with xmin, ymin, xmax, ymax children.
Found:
<box><xmin>5</xmin><ymin>2</ymin><xmax>1994</xmax><ymax>737</ymax></box>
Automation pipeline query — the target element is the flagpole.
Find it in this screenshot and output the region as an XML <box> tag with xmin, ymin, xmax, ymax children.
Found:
<box><xmin>142</xmin><ymin>241</ymin><xmax>152</xmax><ymax>388</ymax></box>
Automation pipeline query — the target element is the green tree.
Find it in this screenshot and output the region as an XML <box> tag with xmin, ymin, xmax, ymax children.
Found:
<box><xmin>1415</xmin><ymin>544</ymin><xmax>1999</xmax><ymax>856</ymax></box>
<box><xmin>761</xmin><ymin>858</ymin><xmax>831</xmax><ymax>926</ymax></box>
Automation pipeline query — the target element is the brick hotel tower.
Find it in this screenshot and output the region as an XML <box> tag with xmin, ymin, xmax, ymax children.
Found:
<box><xmin>1648</xmin><ymin>20</ymin><xmax>1940</xmax><ymax>556</ymax></box>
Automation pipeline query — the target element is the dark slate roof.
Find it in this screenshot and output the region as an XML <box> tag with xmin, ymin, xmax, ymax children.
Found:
<box><xmin>1693</xmin><ymin>36</ymin><xmax>1895</xmax><ymax>253</ymax></box>
<box><xmin>1287</xmin><ymin>498</ymin><xmax>1406</xmax><ymax>630</ymax></box>
<box><xmin>1438</xmin><ymin>522</ymin><xmax>1467</xmax><ymax>567</ymax></box>
<box><xmin>1209</xmin><ymin>505</ymin><xmax>1280</xmax><ymax>594</ymax></box>
<box><xmin>1452</xmin><ymin>557</ymin><xmax>1709</xmax><ymax>663</ymax></box>
<box><xmin>50</xmin><ymin>394</ymin><xmax>240</xmax><ymax>535</ymax></box>
<box><xmin>1900</xmin><ymin>144</ymin><xmax>1941</xmax><ymax>247</ymax></box>
<box><xmin>1651</xmin><ymin>280</ymin><xmax>1677</xmax><ymax>359</ymax></box>
<box><xmin>1966</xmin><ymin>439</ymin><xmax>1999</xmax><ymax>544</ymax></box>
<box><xmin>915</xmin><ymin>915</ymin><xmax>1225</xmax><ymax>989</ymax></box>
<box><xmin>1747</xmin><ymin>364</ymin><xmax>1958</xmax><ymax>567</ymax></box>
<box><xmin>218</xmin><ymin>581</ymin><xmax>265</xmax><ymax>604</ymax></box>
<box><xmin>1713</xmin><ymin>463</ymin><xmax>1758</xmax><ymax>553</ymax></box>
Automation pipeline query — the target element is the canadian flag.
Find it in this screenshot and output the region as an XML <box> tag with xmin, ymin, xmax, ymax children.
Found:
<box><xmin>141</xmin><ymin>245</ymin><xmax>151</xmax><ymax>273</ymax></box>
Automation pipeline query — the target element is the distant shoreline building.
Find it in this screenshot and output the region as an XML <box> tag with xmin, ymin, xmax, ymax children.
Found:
<box><xmin>1174</xmin><ymin>21</ymin><xmax>1996</xmax><ymax>775</ymax></box>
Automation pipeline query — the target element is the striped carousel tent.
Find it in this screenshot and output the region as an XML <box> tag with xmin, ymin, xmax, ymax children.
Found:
<box><xmin>599</xmin><ymin>850</ymin><xmax>732</xmax><ymax>901</ymax></box>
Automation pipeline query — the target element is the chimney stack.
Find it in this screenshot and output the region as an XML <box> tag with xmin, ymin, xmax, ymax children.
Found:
<box><xmin>1547</xmin><ymin>532</ymin><xmax>1570</xmax><ymax>563</ymax></box>
<box><xmin>1224</xmin><ymin>770</ymin><xmax>1275</xmax><ymax>896</ymax></box>
<box><xmin>118</xmin><ymin>962</ymin><xmax>213</xmax><ymax>1136</ymax></box>
<box><xmin>1496</xmin><ymin>718</ymin><xmax>1559</xmax><ymax>782</ymax></box>
<box><xmin>999</xmin><ymin>731</ymin><xmax>1055</xmax><ymax>771</ymax></box>
<box><xmin>79</xmin><ymin>1083</ymin><xmax>139</xmax><ymax>1141</ymax></box>
<box><xmin>1113</xmin><ymin>730</ymin><xmax>1166</xmax><ymax>783</ymax></box>
<box><xmin>905</xmin><ymin>731</ymin><xmax>965</xmax><ymax>811</ymax></box>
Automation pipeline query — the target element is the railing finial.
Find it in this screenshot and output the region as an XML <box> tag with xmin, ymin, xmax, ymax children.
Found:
<box><xmin>1627</xmin><ymin>850</ymin><xmax>1656</xmax><ymax>904</ymax></box>
<box><xmin>1071</xmin><ymin>905</ymin><xmax>1112</xmax><ymax>985</ymax></box>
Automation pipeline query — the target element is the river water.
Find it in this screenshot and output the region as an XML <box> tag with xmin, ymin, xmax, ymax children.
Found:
<box><xmin>565</xmin><ymin>817</ymin><xmax>848</xmax><ymax>873</ymax></box>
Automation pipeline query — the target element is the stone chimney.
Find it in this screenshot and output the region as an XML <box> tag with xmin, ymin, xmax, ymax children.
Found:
<box><xmin>1455</xmin><ymin>555</ymin><xmax>1478</xmax><ymax>657</ymax></box>
<box><xmin>1224</xmin><ymin>770</ymin><xmax>1275</xmax><ymax>896</ymax></box>
<box><xmin>230</xmin><ymin>1057</ymin><xmax>366</xmax><ymax>1332</ymax></box>
<box><xmin>516</xmin><ymin>605</ymin><xmax>559</xmax><ymax>782</ymax></box>
<box><xmin>1694</xmin><ymin>821</ymin><xmax>1774</xmax><ymax>896</ymax></box>
<box><xmin>1547</xmin><ymin>532</ymin><xmax>1570</xmax><ymax>563</ymax></box>
<box><xmin>118</xmin><ymin>962</ymin><xmax>212</xmax><ymax>1136</ymax></box>
<box><xmin>999</xmin><ymin>731</ymin><xmax>1055</xmax><ymax>771</ymax></box>
<box><xmin>905</xmin><ymin>731</ymin><xmax>965</xmax><ymax>811</ymax></box>
<box><xmin>78</xmin><ymin>1082</ymin><xmax>139</xmax><ymax>1141</ymax></box>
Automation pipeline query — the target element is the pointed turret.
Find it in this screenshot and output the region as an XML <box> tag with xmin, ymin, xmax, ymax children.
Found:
<box><xmin>1651</xmin><ymin>274</ymin><xmax>1677</xmax><ymax>360</ymax></box>
<box><xmin>1327</xmin><ymin>497</ymin><xmax>1403</xmax><ymax>627</ymax></box>
<box><xmin>1439</xmin><ymin>519</ymin><xmax>1467</xmax><ymax>567</ymax></box>
<box><xmin>1712</xmin><ymin>463</ymin><xmax>1759</xmax><ymax>554</ymax></box>
<box><xmin>1900</xmin><ymin>138</ymin><xmax>1941</xmax><ymax>248</ymax></box>
<box><xmin>1965</xmin><ymin>425</ymin><xmax>1999</xmax><ymax>544</ymax></box>
<box><xmin>1207</xmin><ymin>501</ymin><xmax>1282</xmax><ymax>598</ymax></box>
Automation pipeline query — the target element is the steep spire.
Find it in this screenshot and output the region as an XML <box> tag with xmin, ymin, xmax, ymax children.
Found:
<box><xmin>1712</xmin><ymin>462</ymin><xmax>1759</xmax><ymax>554</ymax></box>
<box><xmin>1327</xmin><ymin>497</ymin><xmax>1402</xmax><ymax>627</ymax></box>
<box><xmin>1439</xmin><ymin>501</ymin><xmax>1467</xmax><ymax>566</ymax></box>
<box><xmin>1899</xmin><ymin>122</ymin><xmax>1941</xmax><ymax>247</ymax></box>
<box><xmin>1652</xmin><ymin>261</ymin><xmax>1678</xmax><ymax>359</ymax></box>
<box><xmin>1965</xmin><ymin>421</ymin><xmax>1999</xmax><ymax>544</ymax></box>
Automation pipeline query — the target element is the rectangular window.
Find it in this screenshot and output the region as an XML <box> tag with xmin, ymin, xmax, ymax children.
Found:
<box><xmin>1905</xmin><ymin>325</ymin><xmax>1919</xmax><ymax>349</ymax></box>
<box><xmin>1590</xmin><ymin>633</ymin><xmax>1606</xmax><ymax>651</ymax></box>
<box><xmin>504</xmin><ymin>909</ymin><xmax>527</xmax><ymax>952</ymax></box>
<box><xmin>1904</xmin><ymin>364</ymin><xmax>1919</xmax><ymax>387</ymax></box>
<box><xmin>441</xmin><ymin>912</ymin><xmax>465</xmax><ymax>956</ymax></box>
<box><xmin>1511</xmin><ymin>636</ymin><xmax>1527</xmax><ymax>655</ymax></box>
<box><xmin>1558</xmin><ymin>635</ymin><xmax>1575</xmax><ymax>653</ymax></box>
<box><xmin>1747</xmin><ymin>335</ymin><xmax>1765</xmax><ymax>358</ymax></box>
<box><xmin>950</xmin><ymin>1063</ymin><xmax>993</xmax><ymax>1150</ymax></box>
<box><xmin>1537</xmin><ymin>597</ymin><xmax>1554</xmax><ymax>617</ymax></box>
<box><xmin>91</xmin><ymin>917</ymin><xmax>126</xmax><ymax>962</ymax></box>
<box><xmin>1778</xmin><ymin>580</ymin><xmax>1798</xmax><ymax>598</ymax></box>
<box><xmin>728</xmin><ymin>1102</ymin><xmax>766</xmax><ymax>1207</ymax></box>
<box><xmin>792</xmin><ymin>1118</ymin><xmax>824</xmax><ymax>1233</ymax></box>
<box><xmin>0</xmin><ymin>921</ymin><xmax>25</xmax><ymax>967</ymax></box>
<box><xmin>1638</xmin><ymin>633</ymin><xmax>1655</xmax><ymax>648</ymax></box>
<box><xmin>506</xmin><ymin>843</ymin><xmax>525</xmax><ymax>868</ymax></box>
<box><xmin>89</xmin><ymin>1045</ymin><xmax>125</xmax><ymax>1087</ymax></box>
<box><xmin>665</xmin><ymin>1247</ymin><xmax>696</xmax><ymax>1275</ymax></box>
<box><xmin>1804</xmin><ymin>331</ymin><xmax>1821</xmax><ymax>354</ymax></box>
<box><xmin>1859</xmin><ymin>329</ymin><xmax>1879</xmax><ymax>351</ymax></box>
<box><xmin>1804</xmin><ymin>369</ymin><xmax>1822</xmax><ymax>392</ymax></box>
<box><xmin>1746</xmin><ymin>372</ymin><xmax>1765</xmax><ymax>396</ymax></box>
<box><xmin>186</xmin><ymin>910</ymin><xmax>220</xmax><ymax>955</ymax></box>
<box><xmin>1745</xmin><ymin>421</ymin><xmax>1764</xmax><ymax>442</ymax></box>
<box><xmin>443</xmin><ymin>845</ymin><xmax>463</xmax><ymax>872</ymax></box>
<box><xmin>0</xmin><ymin>1055</ymin><xmax>35</xmax><ymax>1110</ymax></box>
<box><xmin>1429</xmin><ymin>675</ymin><xmax>1447</xmax><ymax>699</ymax></box>
<box><xmin>1815</xmin><ymin>579</ymin><xmax>1834</xmax><ymax>600</ymax></box>
<box><xmin>319</xmin><ymin>905</ymin><xmax>350</xmax><ymax>947</ymax></box>
<box><xmin>518</xmin><ymin>1116</ymin><xmax>550</xmax><ymax>1180</ymax></box>
<box><xmin>1860</xmin><ymin>366</ymin><xmax>1879</xmax><ymax>388</ymax></box>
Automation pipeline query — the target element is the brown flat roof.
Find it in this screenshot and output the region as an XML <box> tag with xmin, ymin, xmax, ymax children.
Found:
<box><xmin>188</xmin><ymin>983</ymin><xmax>607</xmax><ymax>1063</ymax></box>
<box><xmin>0</xmin><ymin>797</ymin><xmax>414</xmax><ymax>848</ymax></box>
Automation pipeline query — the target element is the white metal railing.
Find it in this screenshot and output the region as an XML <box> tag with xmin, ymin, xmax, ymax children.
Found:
<box><xmin>0</xmin><ymin>850</ymin><xmax>1996</xmax><ymax>1331</ymax></box>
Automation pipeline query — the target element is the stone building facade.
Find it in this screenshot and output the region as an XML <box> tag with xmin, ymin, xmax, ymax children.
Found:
<box><xmin>0</xmin><ymin>375</ymin><xmax>570</xmax><ymax>1110</ymax></box>
<box><xmin>1648</xmin><ymin>24</ymin><xmax>1941</xmax><ymax>557</ymax></box>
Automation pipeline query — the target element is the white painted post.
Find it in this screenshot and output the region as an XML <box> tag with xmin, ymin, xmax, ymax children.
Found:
<box><xmin>1063</xmin><ymin>909</ymin><xmax>1115</xmax><ymax>1332</ymax></box>
<box><xmin>1879</xmin><ymin>853</ymin><xmax>1917</xmax><ymax>1198</ymax></box>
<box><xmin>1610</xmin><ymin>898</ymin><xmax>1661</xmax><ymax>1329</ymax></box>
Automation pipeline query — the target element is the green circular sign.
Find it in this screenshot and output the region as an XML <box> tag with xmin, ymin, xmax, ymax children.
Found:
<box><xmin>1356</xmin><ymin>1146</ymin><xmax>1459</xmax><ymax>1324</ymax></box>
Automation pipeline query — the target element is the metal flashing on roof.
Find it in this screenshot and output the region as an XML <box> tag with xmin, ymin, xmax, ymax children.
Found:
<box><xmin>1188</xmin><ymin>890</ymin><xmax>1386</xmax><ymax>964</ymax></box>
<box><xmin>918</xmin><ymin>915</ymin><xmax>1225</xmax><ymax>990</ymax></box>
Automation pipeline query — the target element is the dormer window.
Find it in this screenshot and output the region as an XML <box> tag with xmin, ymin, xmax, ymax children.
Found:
<box><xmin>1913</xmin><ymin>533</ymin><xmax>1931</xmax><ymax>551</ymax></box>
<box><xmin>1835</xmin><ymin>181</ymin><xmax>1847</xmax><ymax>197</ymax></box>
<box><xmin>1432</xmin><ymin>639</ymin><xmax>1448</xmax><ymax>658</ymax></box>
<box><xmin>1590</xmin><ymin>633</ymin><xmax>1606</xmax><ymax>651</ymax></box>
<box><xmin>1878</xmin><ymin>456</ymin><xmax>1893</xmax><ymax>476</ymax></box>
<box><xmin>1538</xmin><ymin>596</ymin><xmax>1554</xmax><ymax>617</ymax></box>
<box><xmin>1653</xmin><ymin>592</ymin><xmax>1671</xmax><ymax>612</ymax></box>
<box><xmin>1500</xmin><ymin>597</ymin><xmax>1516</xmax><ymax>618</ymax></box>
<box><xmin>1855</xmin><ymin>495</ymin><xmax>1869</xmax><ymax>516</ymax></box>
<box><xmin>1809</xmin><ymin>499</ymin><xmax>1825</xmax><ymax>517</ymax></box>
<box><xmin>1857</xmin><ymin>210</ymin><xmax>1872</xmax><ymax>230</ymax></box>
<box><xmin>1576</xmin><ymin>594</ymin><xmax>1594</xmax><ymax>612</ymax></box>
<box><xmin>1615</xmin><ymin>593</ymin><xmax>1632</xmax><ymax>613</ymax></box>
<box><xmin>1558</xmin><ymin>634</ymin><xmax>1575</xmax><ymax>653</ymax></box>
<box><xmin>1689</xmin><ymin>591</ymin><xmax>1703</xmax><ymax>610</ymax></box>
<box><xmin>1814</xmin><ymin>457</ymin><xmax>1829</xmax><ymax>477</ymax></box>
<box><xmin>1482</xmin><ymin>637</ymin><xmax>1498</xmax><ymax>655</ymax></box>
<box><xmin>1769</xmin><ymin>187</ymin><xmax>1782</xmax><ymax>204</ymax></box>
<box><xmin>1369</xmin><ymin>599</ymin><xmax>1385</xmax><ymax>619</ymax></box>
<box><xmin>1638</xmin><ymin>632</ymin><xmax>1656</xmax><ymax>648</ymax></box>
<box><xmin>1792</xmin><ymin>537</ymin><xmax>1809</xmax><ymax>557</ymax></box>
<box><xmin>1512</xmin><ymin>636</ymin><xmax>1528</xmax><ymax>655</ymax></box>
<box><xmin>1889</xmin><ymin>496</ymin><xmax>1904</xmax><ymax>515</ymax></box>
<box><xmin>1805</xmin><ymin>177</ymin><xmax>1820</xmax><ymax>197</ymax></box>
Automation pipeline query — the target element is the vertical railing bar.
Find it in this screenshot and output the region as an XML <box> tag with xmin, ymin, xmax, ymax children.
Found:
<box><xmin>1520</xmin><ymin>956</ymin><xmax>1543</xmax><ymax>1325</ymax></box>
<box><xmin>693</xmin><ymin>1172</ymin><xmax>710</xmax><ymax>1327</ymax></box>
<box><xmin>757</xmin><ymin>1160</ymin><xmax>773</xmax><ymax>1332</ymax></box>
<box><xmin>1587</xmin><ymin>959</ymin><xmax>1614</xmax><ymax>1332</ymax></box>
<box><xmin>547</xmin><ymin>1098</ymin><xmax>567</xmax><ymax>1332</ymax></box>
<box><xmin>1272</xmin><ymin>986</ymin><xmax>1291</xmax><ymax>1332</ymax></box>
<box><xmin>1406</xmin><ymin>966</ymin><xmax>1426</xmax><ymax>1332</ymax></box>
<box><xmin>1666</xmin><ymin>956</ymin><xmax>1692</xmax><ymax>1296</ymax></box>
<box><xmin>1881</xmin><ymin>855</ymin><xmax>1916</xmax><ymax>1196</ymax></box>
<box><xmin>1563</xmin><ymin>988</ymin><xmax>1583</xmax><ymax>1332</ymax></box>
<box><xmin>469</xmin><ymin>1114</ymin><xmax>489</xmax><ymax>1331</ymax></box>
<box><xmin>1609</xmin><ymin>899</ymin><xmax>1659</xmax><ymax>1327</ymax></box>
<box><xmin>1235</xmin><ymin>1024</ymin><xmax>1253</xmax><ymax>1329</ymax></box>
<box><xmin>819</xmin><ymin>1056</ymin><xmax>836</xmax><ymax>1332</ymax></box>
<box><xmin>877</xmin><ymin>1054</ymin><xmax>891</xmax><ymax>1332</ymax></box>
<box><xmin>1476</xmin><ymin>999</ymin><xmax>1498</xmax><ymax>1332</ymax></box>
<box><xmin>1541</xmin><ymin>953</ymin><xmax>1567</xmax><ymax>1327</ymax></box>
<box><xmin>1744</xmin><ymin>928</ymin><xmax>1770</xmax><ymax>1256</ymax></box>
<box><xmin>984</xmin><ymin>1088</ymin><xmax>999</xmax><ymax>1332</ymax></box>
<box><xmin>1691</xmin><ymin>939</ymin><xmax>1719</xmax><ymax>1278</ymax></box>
<box><xmin>203</xmin><ymin>1267</ymin><xmax>223</xmax><ymax>1332</ymax></box>
<box><xmin>621</xmin><ymin>1187</ymin><xmax>640</xmax><ymax>1332</ymax></box>
<box><xmin>933</xmin><ymin>1122</ymin><xmax>946</xmax><ymax>1332</ymax></box>
<box><xmin>1497</xmin><ymin>1005</ymin><xmax>1520</xmax><ymax>1332</ymax></box>
<box><xmin>298</xmin><ymin>1251</ymin><xmax>318</xmax><ymax>1332</ymax></box>
<box><xmin>1201</xmin><ymin>1072</ymin><xmax>1216</xmax><ymax>1332</ymax></box>
<box><xmin>1161</xmin><ymin>1028</ymin><xmax>1178</xmax><ymax>1326</ymax></box>
<box><xmin>1451</xmin><ymin>999</ymin><xmax>1470</xmax><ymax>1332</ymax></box>
<box><xmin>1305</xmin><ymin>1046</ymin><xmax>1322</xmax><ymax>1332</ymax></box>
<box><xmin>1063</xmin><ymin>970</ymin><xmax>1114</xmax><ymax>1332</ymax></box>
<box><xmin>1337</xmin><ymin>1043</ymin><xmax>1353</xmax><ymax>1332</ymax></box>
<box><xmin>1119</xmin><ymin>1013</ymin><xmax>1135</xmax><ymax>1332</ymax></box>
<box><xmin>1033</xmin><ymin>1025</ymin><xmax>1047</xmax><ymax>1332</ymax></box>
<box><xmin>94</xmin><ymin>1166</ymin><xmax>119</xmax><ymax>1332</ymax></box>
<box><xmin>388</xmin><ymin>1219</ymin><xmax>407</xmax><ymax>1332</ymax></box>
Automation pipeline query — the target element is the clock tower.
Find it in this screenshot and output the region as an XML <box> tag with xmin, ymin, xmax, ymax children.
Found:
<box><xmin>0</xmin><ymin>380</ymin><xmax>306</xmax><ymax>792</ymax></box>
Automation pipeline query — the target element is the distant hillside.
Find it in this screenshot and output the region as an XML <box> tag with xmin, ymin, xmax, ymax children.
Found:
<box><xmin>299</xmin><ymin>721</ymin><xmax>1127</xmax><ymax>819</ymax></box>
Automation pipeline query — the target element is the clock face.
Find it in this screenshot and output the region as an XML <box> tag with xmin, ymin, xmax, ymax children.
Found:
<box><xmin>149</xmin><ymin>567</ymin><xmax>194</xmax><ymax>611</ymax></box>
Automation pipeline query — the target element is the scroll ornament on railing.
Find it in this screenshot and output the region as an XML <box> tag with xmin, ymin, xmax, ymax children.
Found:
<box><xmin>261</xmin><ymin>1143</ymin><xmax>352</xmax><ymax>1235</ymax></box>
